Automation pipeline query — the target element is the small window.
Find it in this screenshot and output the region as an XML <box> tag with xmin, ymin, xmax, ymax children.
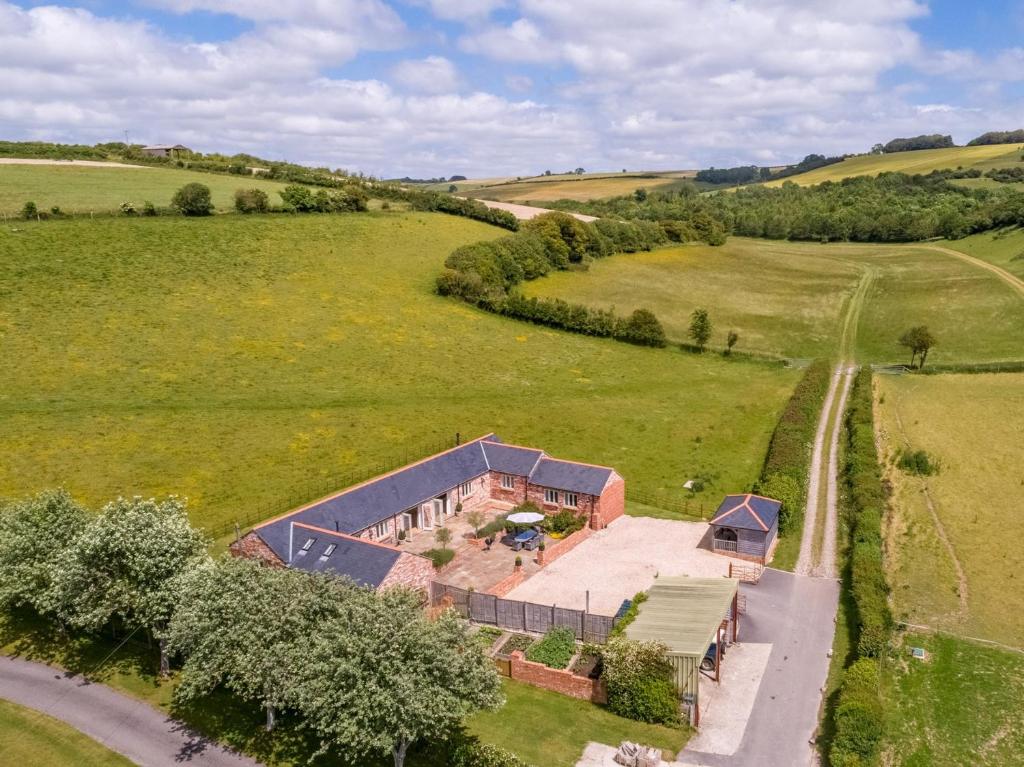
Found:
<box><xmin>461</xmin><ymin>481</ymin><xmax>473</xmax><ymax>497</ymax></box>
<box><xmin>564</xmin><ymin>492</ymin><xmax>579</xmax><ymax>508</ymax></box>
<box><xmin>323</xmin><ymin>544</ymin><xmax>337</xmax><ymax>557</ymax></box>
<box><xmin>373</xmin><ymin>520</ymin><xmax>388</xmax><ymax>538</ymax></box>
<box><xmin>544</xmin><ymin>488</ymin><xmax>559</xmax><ymax>504</ymax></box>
<box><xmin>299</xmin><ymin>537</ymin><xmax>316</xmax><ymax>554</ymax></box>
<box><xmin>501</xmin><ymin>474</ymin><xmax>515</xmax><ymax>490</ymax></box>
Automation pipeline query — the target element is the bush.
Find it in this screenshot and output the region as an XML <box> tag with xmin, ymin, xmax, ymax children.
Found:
<box><xmin>448</xmin><ymin>741</ymin><xmax>533</xmax><ymax>767</ymax></box>
<box><xmin>142</xmin><ymin>201</ymin><xmax>157</xmax><ymax>216</ymax></box>
<box><xmin>119</xmin><ymin>201</ymin><xmax>136</xmax><ymax>216</ymax></box>
<box><xmin>279</xmin><ymin>184</ymin><xmax>317</xmax><ymax>212</ymax></box>
<box><xmin>423</xmin><ymin>548</ymin><xmax>455</xmax><ymax>569</ymax></box>
<box><xmin>476</xmin><ymin>514</ymin><xmax>510</xmax><ymax>540</ymax></box>
<box><xmin>21</xmin><ymin>201</ymin><xmax>38</xmax><ymax>220</ymax></box>
<box><xmin>525</xmin><ymin>627</ymin><xmax>576</xmax><ymax>669</ymax></box>
<box><xmin>171</xmin><ymin>183</ymin><xmax>214</xmax><ymax>216</ymax></box>
<box><xmin>602</xmin><ymin>637</ymin><xmax>680</xmax><ymax>724</ymax></box>
<box><xmin>897</xmin><ymin>448</ymin><xmax>939</xmax><ymax>476</ymax></box>
<box><xmin>616</xmin><ymin>308</ymin><xmax>668</xmax><ymax>347</ymax></box>
<box><xmin>542</xmin><ymin>509</ymin><xmax>585</xmax><ymax>537</ymax></box>
<box><xmin>609</xmin><ymin>591</ymin><xmax>648</xmax><ymax>637</ymax></box>
<box><xmin>831</xmin><ymin>659</ymin><xmax>884</xmax><ymax>766</ymax></box>
<box><xmin>234</xmin><ymin>188</ymin><xmax>270</xmax><ymax>214</ymax></box>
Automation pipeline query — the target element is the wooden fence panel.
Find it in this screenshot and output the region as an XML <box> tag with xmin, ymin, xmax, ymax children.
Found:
<box><xmin>469</xmin><ymin>592</ymin><xmax>497</xmax><ymax>625</ymax></box>
<box><xmin>524</xmin><ymin>602</ymin><xmax>553</xmax><ymax>635</ymax></box>
<box><xmin>553</xmin><ymin>606</ymin><xmax>584</xmax><ymax>639</ymax></box>
<box><xmin>495</xmin><ymin>598</ymin><xmax>525</xmax><ymax>632</ymax></box>
<box><xmin>584</xmin><ymin>614</ymin><xmax>614</xmax><ymax>643</ymax></box>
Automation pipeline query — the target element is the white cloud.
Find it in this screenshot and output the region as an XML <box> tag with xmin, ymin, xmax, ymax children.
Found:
<box><xmin>390</xmin><ymin>56</ymin><xmax>461</xmax><ymax>94</ymax></box>
<box><xmin>406</xmin><ymin>0</ymin><xmax>507</xmax><ymax>22</ymax></box>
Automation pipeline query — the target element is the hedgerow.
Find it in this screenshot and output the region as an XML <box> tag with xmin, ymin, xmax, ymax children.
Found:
<box><xmin>755</xmin><ymin>359</ymin><xmax>832</xmax><ymax>533</ymax></box>
<box><xmin>602</xmin><ymin>638</ymin><xmax>680</xmax><ymax>725</ymax></box>
<box><xmin>437</xmin><ymin>211</ymin><xmax>669</xmax><ymax>348</ymax></box>
<box><xmin>830</xmin><ymin>370</ymin><xmax>891</xmax><ymax>767</ymax></box>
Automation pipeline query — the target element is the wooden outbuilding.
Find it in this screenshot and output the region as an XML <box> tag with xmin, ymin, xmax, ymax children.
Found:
<box><xmin>708</xmin><ymin>493</ymin><xmax>781</xmax><ymax>564</ymax></box>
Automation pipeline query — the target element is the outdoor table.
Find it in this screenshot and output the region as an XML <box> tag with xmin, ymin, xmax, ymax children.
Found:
<box><xmin>512</xmin><ymin>528</ymin><xmax>538</xmax><ymax>551</ymax></box>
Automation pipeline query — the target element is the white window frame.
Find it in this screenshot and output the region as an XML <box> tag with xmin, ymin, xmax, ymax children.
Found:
<box><xmin>564</xmin><ymin>492</ymin><xmax>579</xmax><ymax>508</ymax></box>
<box><xmin>461</xmin><ymin>481</ymin><xmax>474</xmax><ymax>497</ymax></box>
<box><xmin>501</xmin><ymin>474</ymin><xmax>515</xmax><ymax>490</ymax></box>
<box><xmin>544</xmin><ymin>488</ymin><xmax>559</xmax><ymax>505</ymax></box>
<box><xmin>373</xmin><ymin>520</ymin><xmax>389</xmax><ymax>538</ymax></box>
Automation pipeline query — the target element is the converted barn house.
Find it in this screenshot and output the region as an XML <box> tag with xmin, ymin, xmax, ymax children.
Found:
<box><xmin>231</xmin><ymin>433</ymin><xmax>625</xmax><ymax>591</ymax></box>
<box><xmin>708</xmin><ymin>493</ymin><xmax>781</xmax><ymax>564</ymax></box>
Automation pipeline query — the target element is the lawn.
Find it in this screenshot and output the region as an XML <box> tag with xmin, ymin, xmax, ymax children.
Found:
<box><xmin>875</xmin><ymin>373</ymin><xmax>1024</xmax><ymax>646</ymax></box>
<box><xmin>1</xmin><ymin>609</ymin><xmax>686</xmax><ymax>767</ymax></box>
<box><xmin>520</xmin><ymin>237</ymin><xmax>1024</xmax><ymax>364</ymax></box>
<box><xmin>0</xmin><ymin>163</ymin><xmax>292</xmax><ymax>215</ymax></box>
<box><xmin>766</xmin><ymin>144</ymin><xmax>1022</xmax><ymax>187</ymax></box>
<box><xmin>882</xmin><ymin>632</ymin><xmax>1024</xmax><ymax>766</ymax></box>
<box><xmin>466</xmin><ymin>679</ymin><xmax>688</xmax><ymax>766</ymax></box>
<box><xmin>0</xmin><ymin>698</ymin><xmax>134</xmax><ymax>766</ymax></box>
<box><xmin>0</xmin><ymin>213</ymin><xmax>797</xmax><ymax>532</ymax></box>
<box><xmin>461</xmin><ymin>171</ymin><xmax>692</xmax><ymax>202</ymax></box>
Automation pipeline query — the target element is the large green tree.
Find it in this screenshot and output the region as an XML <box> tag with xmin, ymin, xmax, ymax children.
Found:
<box><xmin>168</xmin><ymin>558</ymin><xmax>342</xmax><ymax>730</ymax></box>
<box><xmin>689</xmin><ymin>308</ymin><xmax>712</xmax><ymax>351</ymax></box>
<box><xmin>293</xmin><ymin>593</ymin><xmax>503</xmax><ymax>767</ymax></box>
<box><xmin>53</xmin><ymin>496</ymin><xmax>209</xmax><ymax>675</ymax></box>
<box><xmin>0</xmin><ymin>489</ymin><xmax>89</xmax><ymax>616</ymax></box>
<box><xmin>898</xmin><ymin>325</ymin><xmax>938</xmax><ymax>368</ymax></box>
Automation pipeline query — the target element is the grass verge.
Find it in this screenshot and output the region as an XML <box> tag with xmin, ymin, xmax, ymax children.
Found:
<box><xmin>0</xmin><ymin>698</ymin><xmax>134</xmax><ymax>766</ymax></box>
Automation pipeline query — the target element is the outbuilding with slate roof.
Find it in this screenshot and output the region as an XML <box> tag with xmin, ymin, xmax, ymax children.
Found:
<box><xmin>708</xmin><ymin>493</ymin><xmax>781</xmax><ymax>564</ymax></box>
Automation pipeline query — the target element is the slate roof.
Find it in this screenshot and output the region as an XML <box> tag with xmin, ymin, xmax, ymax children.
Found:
<box><xmin>254</xmin><ymin>434</ymin><xmax>617</xmax><ymax>558</ymax></box>
<box><xmin>481</xmin><ymin>441</ymin><xmax>543</xmax><ymax>476</ymax></box>
<box><xmin>285</xmin><ymin>526</ymin><xmax>402</xmax><ymax>588</ymax></box>
<box><xmin>529</xmin><ymin>458</ymin><xmax>612</xmax><ymax>496</ymax></box>
<box><xmin>709</xmin><ymin>494</ymin><xmax>781</xmax><ymax>532</ymax></box>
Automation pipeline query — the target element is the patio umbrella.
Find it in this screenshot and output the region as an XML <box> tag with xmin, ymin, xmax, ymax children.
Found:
<box><xmin>506</xmin><ymin>511</ymin><xmax>545</xmax><ymax>524</ymax></box>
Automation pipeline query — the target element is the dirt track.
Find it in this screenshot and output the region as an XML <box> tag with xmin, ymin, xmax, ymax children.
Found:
<box><xmin>469</xmin><ymin>197</ymin><xmax>597</xmax><ymax>223</ymax></box>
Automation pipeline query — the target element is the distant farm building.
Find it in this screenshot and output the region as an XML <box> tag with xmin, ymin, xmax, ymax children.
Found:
<box><xmin>141</xmin><ymin>144</ymin><xmax>189</xmax><ymax>158</ymax></box>
<box><xmin>708</xmin><ymin>494</ymin><xmax>781</xmax><ymax>564</ymax></box>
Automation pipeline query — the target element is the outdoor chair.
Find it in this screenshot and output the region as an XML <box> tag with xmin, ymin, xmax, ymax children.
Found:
<box><xmin>484</xmin><ymin>536</ymin><xmax>494</xmax><ymax>551</ymax></box>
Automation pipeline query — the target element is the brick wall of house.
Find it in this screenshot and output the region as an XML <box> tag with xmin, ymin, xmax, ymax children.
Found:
<box><xmin>454</xmin><ymin>472</ymin><xmax>493</xmax><ymax>515</ymax></box>
<box><xmin>525</xmin><ymin>483</ymin><xmax>597</xmax><ymax>523</ymax></box>
<box><xmin>229</xmin><ymin>531</ymin><xmax>285</xmax><ymax>567</ymax></box>
<box><xmin>378</xmin><ymin>552</ymin><xmax>434</xmax><ymax>594</ymax></box>
<box><xmin>509</xmin><ymin>651</ymin><xmax>607</xmax><ymax>703</ymax></box>
<box><xmin>487</xmin><ymin>471</ymin><xmax>529</xmax><ymax>506</ymax></box>
<box><xmin>593</xmin><ymin>473</ymin><xmax>625</xmax><ymax>529</ymax></box>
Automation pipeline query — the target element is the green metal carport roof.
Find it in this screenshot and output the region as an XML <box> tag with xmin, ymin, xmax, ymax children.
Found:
<box><xmin>624</xmin><ymin>576</ymin><xmax>738</xmax><ymax>656</ymax></box>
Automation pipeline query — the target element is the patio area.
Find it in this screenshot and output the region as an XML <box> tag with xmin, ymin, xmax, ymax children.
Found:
<box><xmin>399</xmin><ymin>500</ymin><xmax>512</xmax><ymax>555</ymax></box>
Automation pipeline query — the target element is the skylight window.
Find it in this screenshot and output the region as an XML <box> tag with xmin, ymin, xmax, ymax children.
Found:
<box><xmin>323</xmin><ymin>544</ymin><xmax>337</xmax><ymax>557</ymax></box>
<box><xmin>301</xmin><ymin>537</ymin><xmax>316</xmax><ymax>551</ymax></box>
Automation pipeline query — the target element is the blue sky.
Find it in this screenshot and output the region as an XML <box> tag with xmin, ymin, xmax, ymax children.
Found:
<box><xmin>2</xmin><ymin>1</ymin><xmax>1022</xmax><ymax>176</ymax></box>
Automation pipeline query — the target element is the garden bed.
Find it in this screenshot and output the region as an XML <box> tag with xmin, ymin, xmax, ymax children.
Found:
<box><xmin>497</xmin><ymin>633</ymin><xmax>534</xmax><ymax>658</ymax></box>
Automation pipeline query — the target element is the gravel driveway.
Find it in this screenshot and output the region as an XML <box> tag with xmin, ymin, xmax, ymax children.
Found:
<box><xmin>506</xmin><ymin>516</ymin><xmax>729</xmax><ymax>615</ymax></box>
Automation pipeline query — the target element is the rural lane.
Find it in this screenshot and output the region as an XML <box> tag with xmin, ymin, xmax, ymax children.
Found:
<box><xmin>0</xmin><ymin>655</ymin><xmax>261</xmax><ymax>767</ymax></box>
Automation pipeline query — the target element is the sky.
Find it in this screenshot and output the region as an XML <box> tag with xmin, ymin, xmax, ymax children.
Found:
<box><xmin>2</xmin><ymin>0</ymin><xmax>1023</xmax><ymax>178</ymax></box>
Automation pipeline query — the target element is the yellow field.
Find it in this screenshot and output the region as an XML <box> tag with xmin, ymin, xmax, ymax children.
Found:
<box><xmin>467</xmin><ymin>174</ymin><xmax>688</xmax><ymax>202</ymax></box>
<box><xmin>768</xmin><ymin>144</ymin><xmax>1022</xmax><ymax>186</ymax></box>
<box><xmin>875</xmin><ymin>373</ymin><xmax>1024</xmax><ymax>647</ymax></box>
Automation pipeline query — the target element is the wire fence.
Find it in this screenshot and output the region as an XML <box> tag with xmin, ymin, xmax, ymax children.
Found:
<box><xmin>204</xmin><ymin>434</ymin><xmax>462</xmax><ymax>541</ymax></box>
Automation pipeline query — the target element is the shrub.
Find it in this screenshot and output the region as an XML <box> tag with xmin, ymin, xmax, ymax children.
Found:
<box><xmin>50</xmin><ymin>206</ymin><xmax>63</xmax><ymax>216</ymax></box>
<box><xmin>279</xmin><ymin>184</ymin><xmax>317</xmax><ymax>212</ymax></box>
<box><xmin>525</xmin><ymin>627</ymin><xmax>577</xmax><ymax>669</ymax></box>
<box><xmin>119</xmin><ymin>201</ymin><xmax>136</xmax><ymax>216</ymax></box>
<box><xmin>831</xmin><ymin>658</ymin><xmax>884</xmax><ymax>765</ymax></box>
<box><xmin>616</xmin><ymin>308</ymin><xmax>668</xmax><ymax>347</ymax></box>
<box><xmin>423</xmin><ymin>547</ymin><xmax>455</xmax><ymax>569</ymax></box>
<box><xmin>897</xmin><ymin>448</ymin><xmax>939</xmax><ymax>476</ymax></box>
<box><xmin>542</xmin><ymin>509</ymin><xmax>584</xmax><ymax>537</ymax></box>
<box><xmin>448</xmin><ymin>741</ymin><xmax>533</xmax><ymax>767</ymax></box>
<box><xmin>602</xmin><ymin>637</ymin><xmax>680</xmax><ymax>724</ymax></box>
<box><xmin>234</xmin><ymin>188</ymin><xmax>270</xmax><ymax>214</ymax></box>
<box><xmin>477</xmin><ymin>514</ymin><xmax>510</xmax><ymax>540</ymax></box>
<box><xmin>609</xmin><ymin>591</ymin><xmax>648</xmax><ymax>637</ymax></box>
<box><xmin>171</xmin><ymin>183</ymin><xmax>214</xmax><ymax>216</ymax></box>
<box><xmin>142</xmin><ymin>201</ymin><xmax>157</xmax><ymax>216</ymax></box>
<box><xmin>21</xmin><ymin>201</ymin><xmax>38</xmax><ymax>219</ymax></box>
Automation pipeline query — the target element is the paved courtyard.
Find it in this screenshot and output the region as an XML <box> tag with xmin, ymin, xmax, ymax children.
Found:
<box><xmin>506</xmin><ymin>516</ymin><xmax>730</xmax><ymax>615</ymax></box>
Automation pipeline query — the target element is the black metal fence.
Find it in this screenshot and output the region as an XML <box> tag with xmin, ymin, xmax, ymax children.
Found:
<box><xmin>204</xmin><ymin>434</ymin><xmax>461</xmax><ymax>540</ymax></box>
<box><xmin>430</xmin><ymin>582</ymin><xmax>617</xmax><ymax>643</ymax></box>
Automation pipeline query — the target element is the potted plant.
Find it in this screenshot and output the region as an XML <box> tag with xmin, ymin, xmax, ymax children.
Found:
<box><xmin>455</xmin><ymin>501</ymin><xmax>463</xmax><ymax>516</ymax></box>
<box><xmin>397</xmin><ymin>529</ymin><xmax>406</xmax><ymax>544</ymax></box>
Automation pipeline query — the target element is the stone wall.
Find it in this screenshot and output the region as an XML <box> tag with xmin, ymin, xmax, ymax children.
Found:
<box><xmin>509</xmin><ymin>650</ymin><xmax>607</xmax><ymax>703</ymax></box>
<box><xmin>229</xmin><ymin>531</ymin><xmax>285</xmax><ymax>567</ymax></box>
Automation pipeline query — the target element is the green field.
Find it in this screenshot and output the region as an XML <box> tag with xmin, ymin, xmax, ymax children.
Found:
<box><xmin>768</xmin><ymin>144</ymin><xmax>1023</xmax><ymax>186</ymax></box>
<box><xmin>882</xmin><ymin>632</ymin><xmax>1024</xmax><ymax>766</ymax></box>
<box><xmin>943</xmin><ymin>227</ymin><xmax>1024</xmax><ymax>280</ymax></box>
<box><xmin>0</xmin><ymin>213</ymin><xmax>798</xmax><ymax>532</ymax></box>
<box><xmin>465</xmin><ymin>173</ymin><xmax>690</xmax><ymax>202</ymax></box>
<box><xmin>522</xmin><ymin>238</ymin><xmax>1024</xmax><ymax>364</ymax></box>
<box><xmin>0</xmin><ymin>698</ymin><xmax>133</xmax><ymax>766</ymax></box>
<box><xmin>876</xmin><ymin>373</ymin><xmax>1024</xmax><ymax>646</ymax></box>
<box><xmin>0</xmin><ymin>163</ymin><xmax>292</xmax><ymax>215</ymax></box>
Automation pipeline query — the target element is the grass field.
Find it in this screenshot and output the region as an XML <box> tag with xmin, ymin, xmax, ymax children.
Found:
<box><xmin>0</xmin><ymin>698</ymin><xmax>133</xmax><ymax>766</ymax></box>
<box><xmin>465</xmin><ymin>173</ymin><xmax>690</xmax><ymax>202</ymax></box>
<box><xmin>0</xmin><ymin>213</ymin><xmax>797</xmax><ymax>532</ymax></box>
<box><xmin>521</xmin><ymin>238</ymin><xmax>1024</xmax><ymax>364</ymax></box>
<box><xmin>0</xmin><ymin>163</ymin><xmax>292</xmax><ymax>215</ymax></box>
<box><xmin>767</xmin><ymin>144</ymin><xmax>1022</xmax><ymax>187</ymax></box>
<box><xmin>943</xmin><ymin>227</ymin><xmax>1024</xmax><ymax>280</ymax></box>
<box><xmin>882</xmin><ymin>632</ymin><xmax>1024</xmax><ymax>766</ymax></box>
<box><xmin>876</xmin><ymin>373</ymin><xmax>1024</xmax><ymax>646</ymax></box>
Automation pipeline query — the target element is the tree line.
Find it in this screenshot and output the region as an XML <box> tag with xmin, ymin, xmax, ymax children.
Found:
<box><xmin>694</xmin><ymin>154</ymin><xmax>844</xmax><ymax>186</ymax></box>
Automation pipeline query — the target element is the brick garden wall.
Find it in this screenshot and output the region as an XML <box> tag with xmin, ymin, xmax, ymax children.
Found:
<box><xmin>487</xmin><ymin>566</ymin><xmax>526</xmax><ymax>597</ymax></box>
<box><xmin>509</xmin><ymin>650</ymin><xmax>607</xmax><ymax>703</ymax></box>
<box><xmin>537</xmin><ymin>525</ymin><xmax>593</xmax><ymax>566</ymax></box>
